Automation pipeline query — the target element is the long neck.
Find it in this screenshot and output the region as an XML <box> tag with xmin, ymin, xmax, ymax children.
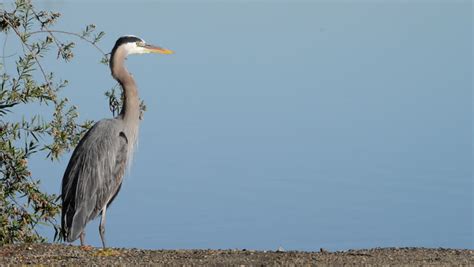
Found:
<box><xmin>110</xmin><ymin>49</ymin><xmax>140</xmax><ymax>123</ymax></box>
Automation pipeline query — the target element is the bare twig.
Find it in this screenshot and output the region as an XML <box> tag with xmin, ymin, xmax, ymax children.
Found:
<box><xmin>2</xmin><ymin>32</ymin><xmax>9</xmax><ymax>72</ymax></box>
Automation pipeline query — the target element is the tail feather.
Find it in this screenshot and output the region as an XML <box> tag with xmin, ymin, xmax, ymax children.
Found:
<box><xmin>67</xmin><ymin>207</ymin><xmax>87</xmax><ymax>242</ymax></box>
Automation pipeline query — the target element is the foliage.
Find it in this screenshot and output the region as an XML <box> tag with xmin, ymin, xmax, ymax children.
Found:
<box><xmin>104</xmin><ymin>86</ymin><xmax>147</xmax><ymax>119</ymax></box>
<box><xmin>0</xmin><ymin>0</ymin><xmax>111</xmax><ymax>244</ymax></box>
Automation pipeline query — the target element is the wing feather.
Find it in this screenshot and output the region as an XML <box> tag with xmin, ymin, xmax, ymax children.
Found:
<box><xmin>61</xmin><ymin>119</ymin><xmax>128</xmax><ymax>242</ymax></box>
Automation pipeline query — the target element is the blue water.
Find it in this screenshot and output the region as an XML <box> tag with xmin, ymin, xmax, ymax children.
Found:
<box><xmin>3</xmin><ymin>1</ymin><xmax>472</xmax><ymax>251</ymax></box>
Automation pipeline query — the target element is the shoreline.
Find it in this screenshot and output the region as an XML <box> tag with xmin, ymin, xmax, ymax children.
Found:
<box><xmin>1</xmin><ymin>243</ymin><xmax>472</xmax><ymax>265</ymax></box>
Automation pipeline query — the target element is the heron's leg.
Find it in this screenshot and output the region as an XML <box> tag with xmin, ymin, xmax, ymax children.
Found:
<box><xmin>99</xmin><ymin>205</ymin><xmax>107</xmax><ymax>249</ymax></box>
<box><xmin>80</xmin><ymin>232</ymin><xmax>85</xmax><ymax>246</ymax></box>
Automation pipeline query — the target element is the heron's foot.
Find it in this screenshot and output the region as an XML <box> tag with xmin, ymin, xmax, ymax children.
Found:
<box><xmin>80</xmin><ymin>245</ymin><xmax>94</xmax><ymax>251</ymax></box>
<box><xmin>93</xmin><ymin>248</ymin><xmax>121</xmax><ymax>257</ymax></box>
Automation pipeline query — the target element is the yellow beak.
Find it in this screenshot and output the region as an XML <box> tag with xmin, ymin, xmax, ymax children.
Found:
<box><xmin>144</xmin><ymin>44</ymin><xmax>174</xmax><ymax>54</ymax></box>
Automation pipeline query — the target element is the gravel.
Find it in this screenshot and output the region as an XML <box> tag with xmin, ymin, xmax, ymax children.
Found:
<box><xmin>0</xmin><ymin>243</ymin><xmax>472</xmax><ymax>266</ymax></box>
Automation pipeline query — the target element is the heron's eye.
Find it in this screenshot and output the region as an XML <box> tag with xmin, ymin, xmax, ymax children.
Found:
<box><xmin>136</xmin><ymin>41</ymin><xmax>145</xmax><ymax>47</ymax></box>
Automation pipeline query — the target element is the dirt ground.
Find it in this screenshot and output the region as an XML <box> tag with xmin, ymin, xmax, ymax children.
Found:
<box><xmin>0</xmin><ymin>243</ymin><xmax>472</xmax><ymax>266</ymax></box>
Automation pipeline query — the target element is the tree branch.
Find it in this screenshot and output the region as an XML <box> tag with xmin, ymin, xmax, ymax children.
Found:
<box><xmin>29</xmin><ymin>30</ymin><xmax>108</xmax><ymax>57</ymax></box>
<box><xmin>3</xmin><ymin>18</ymin><xmax>52</xmax><ymax>89</ymax></box>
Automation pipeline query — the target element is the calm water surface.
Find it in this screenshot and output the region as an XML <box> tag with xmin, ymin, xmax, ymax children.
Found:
<box><xmin>4</xmin><ymin>1</ymin><xmax>471</xmax><ymax>251</ymax></box>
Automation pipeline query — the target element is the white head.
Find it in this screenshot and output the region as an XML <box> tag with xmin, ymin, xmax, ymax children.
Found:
<box><xmin>111</xmin><ymin>35</ymin><xmax>173</xmax><ymax>58</ymax></box>
<box><xmin>109</xmin><ymin>35</ymin><xmax>173</xmax><ymax>80</ymax></box>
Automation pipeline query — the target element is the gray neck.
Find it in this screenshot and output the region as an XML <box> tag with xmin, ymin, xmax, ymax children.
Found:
<box><xmin>110</xmin><ymin>48</ymin><xmax>140</xmax><ymax>123</ymax></box>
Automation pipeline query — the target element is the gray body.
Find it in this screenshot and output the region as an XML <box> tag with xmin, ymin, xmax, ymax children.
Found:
<box><xmin>61</xmin><ymin>36</ymin><xmax>157</xmax><ymax>248</ymax></box>
<box><xmin>61</xmin><ymin>118</ymin><xmax>135</xmax><ymax>244</ymax></box>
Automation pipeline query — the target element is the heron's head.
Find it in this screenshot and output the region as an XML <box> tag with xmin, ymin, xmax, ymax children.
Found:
<box><xmin>111</xmin><ymin>35</ymin><xmax>174</xmax><ymax>58</ymax></box>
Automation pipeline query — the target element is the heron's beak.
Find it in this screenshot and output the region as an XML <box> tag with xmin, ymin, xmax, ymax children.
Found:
<box><xmin>144</xmin><ymin>44</ymin><xmax>174</xmax><ymax>54</ymax></box>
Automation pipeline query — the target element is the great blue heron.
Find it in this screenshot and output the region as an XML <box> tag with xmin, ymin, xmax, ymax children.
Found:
<box><xmin>61</xmin><ymin>35</ymin><xmax>173</xmax><ymax>248</ymax></box>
